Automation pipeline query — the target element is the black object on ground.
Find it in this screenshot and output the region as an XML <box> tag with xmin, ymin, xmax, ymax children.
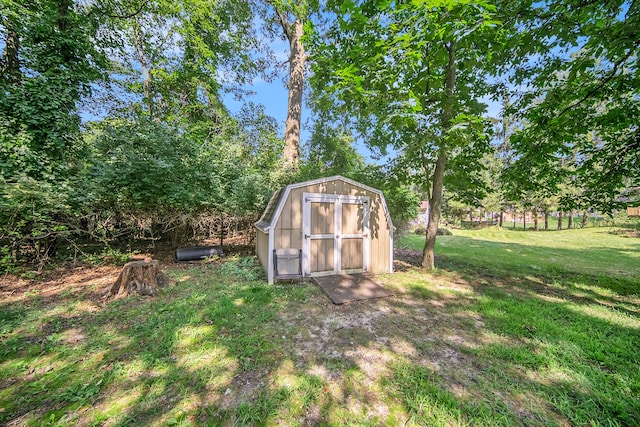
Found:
<box><xmin>175</xmin><ymin>246</ymin><xmax>224</xmax><ymax>261</ymax></box>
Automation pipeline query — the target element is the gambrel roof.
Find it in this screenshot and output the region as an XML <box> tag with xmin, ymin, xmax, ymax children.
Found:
<box><xmin>254</xmin><ymin>175</ymin><xmax>394</xmax><ymax>233</ymax></box>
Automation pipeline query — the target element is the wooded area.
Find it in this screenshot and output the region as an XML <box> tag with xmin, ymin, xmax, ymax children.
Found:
<box><xmin>0</xmin><ymin>0</ymin><xmax>638</xmax><ymax>271</ymax></box>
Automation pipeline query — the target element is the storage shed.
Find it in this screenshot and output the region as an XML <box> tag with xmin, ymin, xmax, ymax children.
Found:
<box><xmin>255</xmin><ymin>175</ymin><xmax>394</xmax><ymax>284</ymax></box>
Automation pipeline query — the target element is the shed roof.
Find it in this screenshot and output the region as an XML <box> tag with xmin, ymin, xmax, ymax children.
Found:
<box><xmin>254</xmin><ymin>175</ymin><xmax>394</xmax><ymax>233</ymax></box>
<box><xmin>254</xmin><ymin>188</ymin><xmax>283</xmax><ymax>231</ymax></box>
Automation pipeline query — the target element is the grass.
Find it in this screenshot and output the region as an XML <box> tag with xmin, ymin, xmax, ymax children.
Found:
<box><xmin>1</xmin><ymin>227</ymin><xmax>639</xmax><ymax>426</ymax></box>
<box><xmin>410</xmin><ymin>226</ymin><xmax>639</xmax><ymax>283</ymax></box>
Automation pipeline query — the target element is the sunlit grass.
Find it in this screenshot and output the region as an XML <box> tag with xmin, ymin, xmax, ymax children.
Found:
<box><xmin>400</xmin><ymin>226</ymin><xmax>640</xmax><ymax>281</ymax></box>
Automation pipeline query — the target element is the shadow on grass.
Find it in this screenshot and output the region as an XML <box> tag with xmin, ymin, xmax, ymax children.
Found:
<box><xmin>392</xmin><ymin>237</ymin><xmax>640</xmax><ymax>425</ymax></box>
<box><xmin>464</xmin><ymin>284</ymin><xmax>640</xmax><ymax>425</ymax></box>
<box><xmin>0</xmin><ymin>260</ymin><xmax>287</xmax><ymax>425</ymax></box>
<box><xmin>385</xmin><ymin>273</ymin><xmax>640</xmax><ymax>425</ymax></box>
<box><xmin>2</xmin><ymin>252</ymin><xmax>640</xmax><ymax>426</ymax></box>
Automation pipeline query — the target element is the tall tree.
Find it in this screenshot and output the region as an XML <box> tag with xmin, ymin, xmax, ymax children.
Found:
<box><xmin>267</xmin><ymin>0</ymin><xmax>314</xmax><ymax>168</ymax></box>
<box><xmin>0</xmin><ymin>0</ymin><xmax>104</xmax><ymax>171</ymax></box>
<box><xmin>95</xmin><ymin>0</ymin><xmax>264</xmax><ymax>121</ymax></box>
<box><xmin>310</xmin><ymin>0</ymin><xmax>497</xmax><ymax>268</ymax></box>
<box><xmin>0</xmin><ymin>11</ymin><xmax>20</xmax><ymax>83</ymax></box>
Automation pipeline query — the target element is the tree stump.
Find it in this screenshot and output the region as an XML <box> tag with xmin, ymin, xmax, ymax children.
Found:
<box><xmin>108</xmin><ymin>259</ymin><xmax>172</xmax><ymax>298</ymax></box>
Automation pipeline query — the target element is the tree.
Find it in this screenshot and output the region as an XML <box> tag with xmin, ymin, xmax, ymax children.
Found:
<box><xmin>497</xmin><ymin>0</ymin><xmax>640</xmax><ymax>213</ymax></box>
<box><xmin>0</xmin><ymin>0</ymin><xmax>107</xmax><ymax>264</ymax></box>
<box><xmin>310</xmin><ymin>0</ymin><xmax>497</xmax><ymax>268</ymax></box>
<box><xmin>266</xmin><ymin>0</ymin><xmax>315</xmax><ymax>168</ymax></box>
<box><xmin>95</xmin><ymin>0</ymin><xmax>264</xmax><ymax>122</ymax></box>
<box><xmin>301</xmin><ymin>122</ymin><xmax>365</xmax><ymax>180</ymax></box>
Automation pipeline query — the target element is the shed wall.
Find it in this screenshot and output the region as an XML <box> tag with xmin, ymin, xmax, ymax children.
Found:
<box><xmin>256</xmin><ymin>228</ymin><xmax>269</xmax><ymax>273</ymax></box>
<box><xmin>272</xmin><ymin>180</ymin><xmax>392</xmax><ymax>274</ymax></box>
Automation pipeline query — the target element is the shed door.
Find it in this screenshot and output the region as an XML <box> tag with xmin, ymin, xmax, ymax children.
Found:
<box><xmin>302</xmin><ymin>193</ymin><xmax>370</xmax><ymax>277</ymax></box>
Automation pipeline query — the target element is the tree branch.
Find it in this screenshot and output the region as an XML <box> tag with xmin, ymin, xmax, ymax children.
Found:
<box><xmin>424</xmin><ymin>43</ymin><xmax>431</xmax><ymax>97</ymax></box>
<box><xmin>94</xmin><ymin>0</ymin><xmax>151</xmax><ymax>20</ymax></box>
<box><xmin>625</xmin><ymin>0</ymin><xmax>638</xmax><ymax>22</ymax></box>
<box><xmin>269</xmin><ymin>1</ymin><xmax>292</xmax><ymax>41</ymax></box>
<box><xmin>557</xmin><ymin>39</ymin><xmax>640</xmax><ymax>118</ymax></box>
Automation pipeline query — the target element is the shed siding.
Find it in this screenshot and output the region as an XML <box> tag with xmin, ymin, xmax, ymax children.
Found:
<box><xmin>256</xmin><ymin>229</ymin><xmax>269</xmax><ymax>273</ymax></box>
<box><xmin>275</xmin><ymin>185</ymin><xmax>303</xmax><ymax>254</ymax></box>
<box><xmin>272</xmin><ymin>180</ymin><xmax>392</xmax><ymax>275</ymax></box>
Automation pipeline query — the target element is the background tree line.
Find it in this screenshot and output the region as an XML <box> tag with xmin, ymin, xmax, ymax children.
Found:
<box><xmin>1</xmin><ymin>0</ymin><xmax>637</xmax><ymax>270</ymax></box>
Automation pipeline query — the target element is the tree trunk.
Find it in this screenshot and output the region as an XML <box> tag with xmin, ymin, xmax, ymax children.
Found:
<box><xmin>109</xmin><ymin>259</ymin><xmax>172</xmax><ymax>297</ymax></box>
<box><xmin>567</xmin><ymin>211</ymin><xmax>573</xmax><ymax>229</ymax></box>
<box><xmin>544</xmin><ymin>211</ymin><xmax>549</xmax><ymax>230</ymax></box>
<box><xmin>499</xmin><ymin>211</ymin><xmax>504</xmax><ymax>227</ymax></box>
<box><xmin>581</xmin><ymin>210</ymin><xmax>589</xmax><ymax>228</ymax></box>
<box><xmin>513</xmin><ymin>210</ymin><xmax>516</xmax><ymax>229</ymax></box>
<box><xmin>533</xmin><ymin>208</ymin><xmax>539</xmax><ymax>231</ymax></box>
<box><xmin>523</xmin><ymin>212</ymin><xmax>526</xmax><ymax>230</ymax></box>
<box><xmin>134</xmin><ymin>22</ymin><xmax>153</xmax><ymax>117</ymax></box>
<box><xmin>278</xmin><ymin>14</ymin><xmax>306</xmax><ymax>168</ymax></box>
<box><xmin>423</xmin><ymin>151</ymin><xmax>446</xmax><ymax>269</ymax></box>
<box><xmin>557</xmin><ymin>211</ymin><xmax>563</xmax><ymax>230</ymax></box>
<box><xmin>1</xmin><ymin>18</ymin><xmax>21</xmax><ymax>84</ymax></box>
<box><xmin>422</xmin><ymin>41</ymin><xmax>456</xmax><ymax>270</ymax></box>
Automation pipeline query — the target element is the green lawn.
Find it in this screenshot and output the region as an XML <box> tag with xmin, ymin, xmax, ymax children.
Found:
<box><xmin>1</xmin><ymin>227</ymin><xmax>639</xmax><ymax>426</ymax></box>
<box><xmin>407</xmin><ymin>226</ymin><xmax>639</xmax><ymax>280</ymax></box>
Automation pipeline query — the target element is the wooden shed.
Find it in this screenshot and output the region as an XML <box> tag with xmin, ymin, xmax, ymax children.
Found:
<box><xmin>255</xmin><ymin>175</ymin><xmax>394</xmax><ymax>284</ymax></box>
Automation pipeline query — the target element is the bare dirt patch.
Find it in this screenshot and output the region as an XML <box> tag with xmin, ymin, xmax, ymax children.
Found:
<box><xmin>265</xmin><ymin>277</ymin><xmax>492</xmax><ymax>418</ymax></box>
<box><xmin>0</xmin><ymin>265</ymin><xmax>120</xmax><ymax>308</ymax></box>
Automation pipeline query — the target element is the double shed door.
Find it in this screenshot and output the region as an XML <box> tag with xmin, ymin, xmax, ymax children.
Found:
<box><xmin>302</xmin><ymin>193</ymin><xmax>370</xmax><ymax>277</ymax></box>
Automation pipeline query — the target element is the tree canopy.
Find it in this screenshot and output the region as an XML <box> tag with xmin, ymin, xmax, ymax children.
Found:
<box><xmin>497</xmin><ymin>0</ymin><xmax>640</xmax><ymax>212</ymax></box>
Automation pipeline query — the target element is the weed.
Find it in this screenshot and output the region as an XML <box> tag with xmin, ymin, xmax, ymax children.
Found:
<box><xmin>216</xmin><ymin>256</ymin><xmax>265</xmax><ymax>282</ymax></box>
